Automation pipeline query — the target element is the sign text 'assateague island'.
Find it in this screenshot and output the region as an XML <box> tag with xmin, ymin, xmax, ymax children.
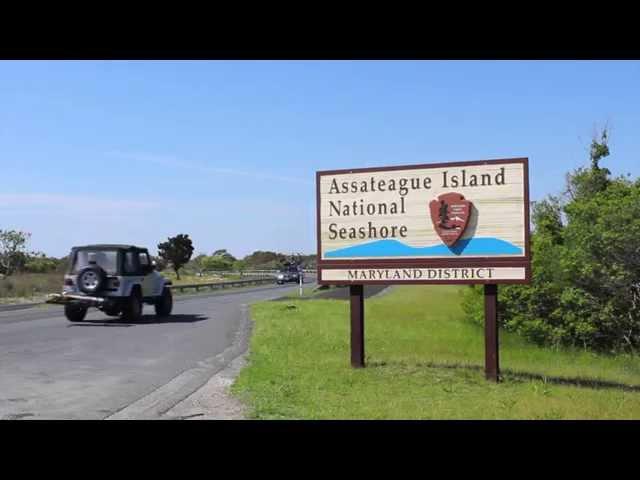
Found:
<box><xmin>316</xmin><ymin>158</ymin><xmax>531</xmax><ymax>284</ymax></box>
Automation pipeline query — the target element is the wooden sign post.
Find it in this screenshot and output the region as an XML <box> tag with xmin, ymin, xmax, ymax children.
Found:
<box><xmin>484</xmin><ymin>284</ymin><xmax>499</xmax><ymax>381</ymax></box>
<box><xmin>316</xmin><ymin>158</ymin><xmax>530</xmax><ymax>382</ymax></box>
<box><xmin>350</xmin><ymin>285</ymin><xmax>365</xmax><ymax>368</ymax></box>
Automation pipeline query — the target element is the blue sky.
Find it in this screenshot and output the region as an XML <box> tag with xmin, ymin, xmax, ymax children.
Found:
<box><xmin>1</xmin><ymin>60</ymin><xmax>638</xmax><ymax>258</ymax></box>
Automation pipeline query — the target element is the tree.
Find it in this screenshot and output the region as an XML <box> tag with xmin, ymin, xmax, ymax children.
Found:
<box><xmin>566</xmin><ymin>128</ymin><xmax>611</xmax><ymax>201</ymax></box>
<box><xmin>232</xmin><ymin>259</ymin><xmax>248</xmax><ymax>276</ymax></box>
<box><xmin>0</xmin><ymin>230</ymin><xmax>32</xmax><ymax>276</ymax></box>
<box><xmin>202</xmin><ymin>255</ymin><xmax>233</xmax><ymax>272</ymax></box>
<box><xmin>188</xmin><ymin>253</ymin><xmax>208</xmax><ymax>275</ymax></box>
<box><xmin>23</xmin><ymin>253</ymin><xmax>61</xmax><ymax>273</ymax></box>
<box><xmin>157</xmin><ymin>234</ymin><xmax>194</xmax><ymax>280</ymax></box>
<box><xmin>212</xmin><ymin>249</ymin><xmax>237</xmax><ymax>263</ymax></box>
<box><xmin>463</xmin><ymin>127</ymin><xmax>640</xmax><ymax>353</ymax></box>
<box><xmin>297</xmin><ymin>254</ymin><xmax>317</xmax><ymax>269</ymax></box>
<box><xmin>242</xmin><ymin>250</ymin><xmax>287</xmax><ymax>269</ymax></box>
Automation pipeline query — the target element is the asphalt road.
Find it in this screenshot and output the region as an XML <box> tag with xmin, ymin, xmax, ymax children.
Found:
<box><xmin>0</xmin><ymin>282</ymin><xmax>311</xmax><ymax>420</ymax></box>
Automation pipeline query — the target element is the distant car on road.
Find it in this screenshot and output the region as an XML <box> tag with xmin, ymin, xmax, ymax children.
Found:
<box><xmin>276</xmin><ymin>265</ymin><xmax>304</xmax><ymax>285</ymax></box>
<box><xmin>47</xmin><ymin>244</ymin><xmax>173</xmax><ymax>323</ymax></box>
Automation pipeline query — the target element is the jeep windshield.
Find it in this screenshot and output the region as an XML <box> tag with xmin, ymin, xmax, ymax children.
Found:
<box><xmin>71</xmin><ymin>250</ymin><xmax>119</xmax><ymax>275</ymax></box>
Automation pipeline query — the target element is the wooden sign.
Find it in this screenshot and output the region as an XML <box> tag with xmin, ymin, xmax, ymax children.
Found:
<box><xmin>316</xmin><ymin>158</ymin><xmax>531</xmax><ymax>285</ymax></box>
<box><xmin>316</xmin><ymin>158</ymin><xmax>531</xmax><ymax>380</ymax></box>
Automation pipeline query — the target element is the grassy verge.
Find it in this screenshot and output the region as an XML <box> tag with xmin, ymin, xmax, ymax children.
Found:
<box><xmin>0</xmin><ymin>273</ymin><xmax>62</xmax><ymax>303</ymax></box>
<box><xmin>231</xmin><ymin>285</ymin><xmax>640</xmax><ymax>419</ymax></box>
<box><xmin>160</xmin><ymin>271</ymin><xmax>244</xmax><ymax>285</ymax></box>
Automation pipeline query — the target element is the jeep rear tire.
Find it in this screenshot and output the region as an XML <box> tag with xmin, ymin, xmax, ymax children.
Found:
<box><xmin>65</xmin><ymin>304</ymin><xmax>88</xmax><ymax>322</ymax></box>
<box><xmin>121</xmin><ymin>292</ymin><xmax>143</xmax><ymax>322</ymax></box>
<box><xmin>155</xmin><ymin>287</ymin><xmax>173</xmax><ymax>317</ymax></box>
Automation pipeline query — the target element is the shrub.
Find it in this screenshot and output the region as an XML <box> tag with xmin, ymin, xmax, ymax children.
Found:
<box><xmin>462</xmin><ymin>129</ymin><xmax>640</xmax><ymax>353</ymax></box>
<box><xmin>23</xmin><ymin>255</ymin><xmax>60</xmax><ymax>273</ymax></box>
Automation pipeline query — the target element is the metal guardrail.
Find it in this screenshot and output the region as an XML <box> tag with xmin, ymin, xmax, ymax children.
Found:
<box><xmin>169</xmin><ymin>276</ymin><xmax>276</xmax><ymax>293</ymax></box>
<box><xmin>170</xmin><ymin>272</ymin><xmax>317</xmax><ymax>294</ymax></box>
<box><xmin>213</xmin><ymin>270</ymin><xmax>317</xmax><ymax>277</ymax></box>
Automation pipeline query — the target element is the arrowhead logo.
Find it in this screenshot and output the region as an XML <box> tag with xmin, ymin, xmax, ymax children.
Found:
<box><xmin>429</xmin><ymin>192</ymin><xmax>473</xmax><ymax>247</ymax></box>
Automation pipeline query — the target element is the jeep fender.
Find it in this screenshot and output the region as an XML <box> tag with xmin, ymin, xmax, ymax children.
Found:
<box><xmin>129</xmin><ymin>284</ymin><xmax>142</xmax><ymax>298</ymax></box>
<box><xmin>146</xmin><ymin>271</ymin><xmax>167</xmax><ymax>298</ymax></box>
<box><xmin>120</xmin><ymin>277</ymin><xmax>143</xmax><ymax>297</ymax></box>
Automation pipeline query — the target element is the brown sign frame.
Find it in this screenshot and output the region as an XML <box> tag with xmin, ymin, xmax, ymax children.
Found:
<box><xmin>316</xmin><ymin>157</ymin><xmax>531</xmax><ymax>285</ymax></box>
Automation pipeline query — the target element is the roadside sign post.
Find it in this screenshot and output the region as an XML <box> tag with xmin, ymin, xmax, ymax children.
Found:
<box><xmin>350</xmin><ymin>284</ymin><xmax>365</xmax><ymax>367</ymax></box>
<box><xmin>316</xmin><ymin>158</ymin><xmax>530</xmax><ymax>382</ymax></box>
<box><xmin>484</xmin><ymin>283</ymin><xmax>499</xmax><ymax>382</ymax></box>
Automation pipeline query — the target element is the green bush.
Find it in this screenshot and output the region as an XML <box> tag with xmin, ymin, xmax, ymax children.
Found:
<box><xmin>463</xmin><ymin>130</ymin><xmax>640</xmax><ymax>353</ymax></box>
<box><xmin>23</xmin><ymin>255</ymin><xmax>61</xmax><ymax>273</ymax></box>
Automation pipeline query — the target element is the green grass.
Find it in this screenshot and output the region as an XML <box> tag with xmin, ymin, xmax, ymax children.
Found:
<box><xmin>231</xmin><ymin>285</ymin><xmax>640</xmax><ymax>419</ymax></box>
<box><xmin>160</xmin><ymin>271</ymin><xmax>244</xmax><ymax>285</ymax></box>
<box><xmin>0</xmin><ymin>272</ymin><xmax>62</xmax><ymax>303</ymax></box>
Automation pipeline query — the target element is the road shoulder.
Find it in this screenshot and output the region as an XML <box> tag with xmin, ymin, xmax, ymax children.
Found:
<box><xmin>162</xmin><ymin>284</ymin><xmax>393</xmax><ymax>420</ymax></box>
<box><xmin>162</xmin><ymin>348</ymin><xmax>248</xmax><ymax>420</ymax></box>
<box><xmin>161</xmin><ymin>305</ymin><xmax>252</xmax><ymax>420</ymax></box>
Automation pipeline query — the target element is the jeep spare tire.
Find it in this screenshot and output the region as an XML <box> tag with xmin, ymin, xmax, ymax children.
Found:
<box><xmin>77</xmin><ymin>266</ymin><xmax>106</xmax><ymax>294</ymax></box>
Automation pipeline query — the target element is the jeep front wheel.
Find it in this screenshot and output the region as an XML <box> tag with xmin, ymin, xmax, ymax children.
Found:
<box><xmin>155</xmin><ymin>287</ymin><xmax>173</xmax><ymax>317</ymax></box>
<box><xmin>121</xmin><ymin>292</ymin><xmax>143</xmax><ymax>322</ymax></box>
<box><xmin>65</xmin><ymin>304</ymin><xmax>88</xmax><ymax>322</ymax></box>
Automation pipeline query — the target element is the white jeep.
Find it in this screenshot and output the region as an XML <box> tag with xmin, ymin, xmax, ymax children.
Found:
<box><xmin>47</xmin><ymin>244</ymin><xmax>173</xmax><ymax>323</ymax></box>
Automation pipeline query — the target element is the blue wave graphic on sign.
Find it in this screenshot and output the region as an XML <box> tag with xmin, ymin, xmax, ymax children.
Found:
<box><xmin>325</xmin><ymin>237</ymin><xmax>523</xmax><ymax>258</ymax></box>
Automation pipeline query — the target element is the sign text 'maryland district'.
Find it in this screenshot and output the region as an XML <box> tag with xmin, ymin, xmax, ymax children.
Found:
<box><xmin>320</xmin><ymin>267</ymin><xmax>527</xmax><ymax>282</ymax></box>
